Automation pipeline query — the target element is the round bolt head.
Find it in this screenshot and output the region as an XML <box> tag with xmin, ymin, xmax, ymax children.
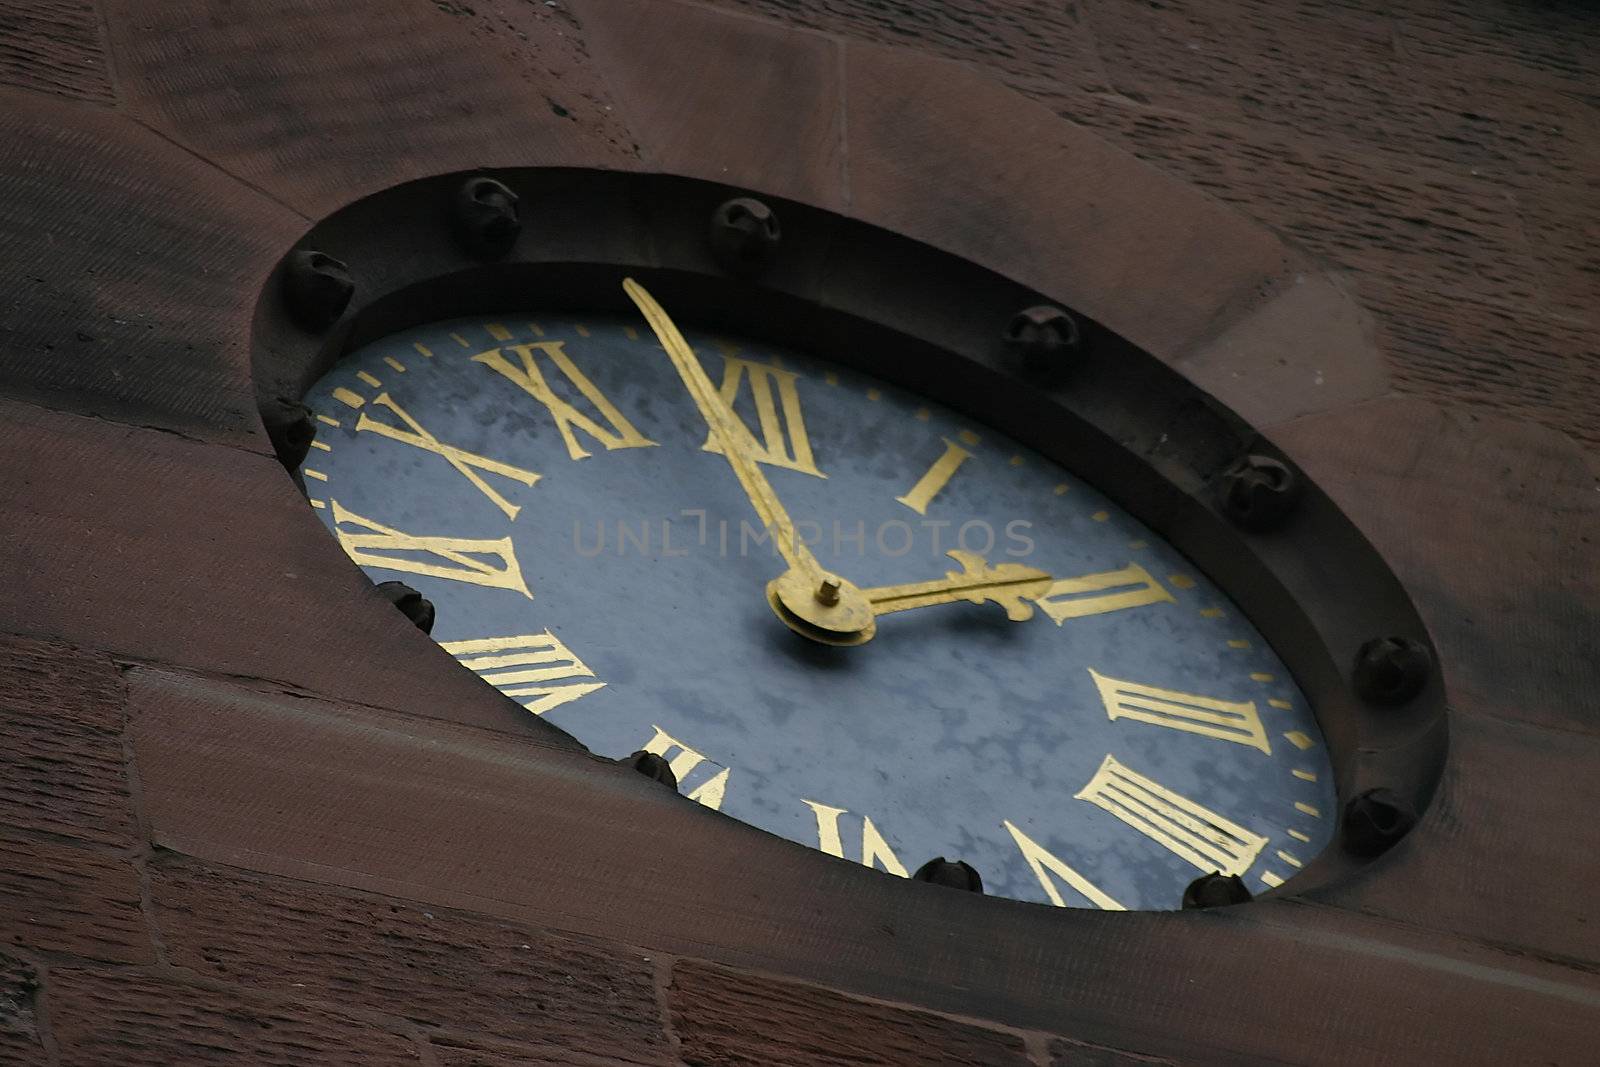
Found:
<box><xmin>1343</xmin><ymin>788</ymin><xmax>1417</xmax><ymax>857</ymax></box>
<box><xmin>453</xmin><ymin>176</ymin><xmax>521</xmax><ymax>260</ymax></box>
<box><xmin>1182</xmin><ymin>871</ymin><xmax>1253</xmax><ymax>909</ymax></box>
<box><xmin>1002</xmin><ymin>305</ymin><xmax>1082</xmax><ymax>379</ymax></box>
<box><xmin>260</xmin><ymin>396</ymin><xmax>315</xmax><ymax>472</ymax></box>
<box><xmin>1353</xmin><ymin>636</ymin><xmax>1431</xmax><ymax>706</ymax></box>
<box><xmin>709</xmin><ymin>197</ymin><xmax>781</xmax><ymax>276</ymax></box>
<box><xmin>281</xmin><ymin>249</ymin><xmax>354</xmax><ymax>332</ymax></box>
<box><xmin>1217</xmin><ymin>453</ymin><xmax>1301</xmax><ymax>531</ymax></box>
<box><xmin>911</xmin><ymin>857</ymin><xmax>984</xmax><ymax>893</ymax></box>
<box><xmin>624</xmin><ymin>750</ymin><xmax>678</xmax><ymax>790</ymax></box>
<box><xmin>376</xmin><ymin>581</ymin><xmax>435</xmax><ymax>635</ymax></box>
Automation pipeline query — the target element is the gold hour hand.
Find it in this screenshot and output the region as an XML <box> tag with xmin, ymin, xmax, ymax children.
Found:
<box><xmin>622</xmin><ymin>278</ymin><xmax>820</xmax><ymax>578</ymax></box>
<box><xmin>861</xmin><ymin>550</ymin><xmax>1054</xmax><ymax>622</ymax></box>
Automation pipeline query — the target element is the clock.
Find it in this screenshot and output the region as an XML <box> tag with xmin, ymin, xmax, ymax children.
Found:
<box><xmin>297</xmin><ymin>281</ymin><xmax>1337</xmax><ymax>911</ymax></box>
<box><xmin>260</xmin><ymin>168</ymin><xmax>1441</xmax><ymax>926</ymax></box>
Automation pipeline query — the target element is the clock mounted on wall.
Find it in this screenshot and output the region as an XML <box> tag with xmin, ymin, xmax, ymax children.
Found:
<box><xmin>255</xmin><ymin>168</ymin><xmax>1445</xmax><ymax>918</ymax></box>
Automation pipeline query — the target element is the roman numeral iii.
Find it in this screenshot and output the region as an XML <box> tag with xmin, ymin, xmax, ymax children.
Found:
<box><xmin>1034</xmin><ymin>562</ymin><xmax>1175</xmax><ymax>623</ymax></box>
<box><xmin>330</xmin><ymin>500</ymin><xmax>531</xmax><ymax>598</ymax></box>
<box><xmin>1089</xmin><ymin>668</ymin><xmax>1271</xmax><ymax>753</ymax></box>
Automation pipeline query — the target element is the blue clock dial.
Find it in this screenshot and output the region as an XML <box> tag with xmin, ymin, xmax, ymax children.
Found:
<box><xmin>300</xmin><ymin>299</ymin><xmax>1336</xmax><ymax>910</ymax></box>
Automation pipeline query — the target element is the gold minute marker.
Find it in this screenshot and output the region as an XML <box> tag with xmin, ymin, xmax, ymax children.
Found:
<box><xmin>383</xmin><ymin>356</ymin><xmax>407</xmax><ymax>373</ymax></box>
<box><xmin>451</xmin><ymin>332</ymin><xmax>471</xmax><ymax>348</ymax></box>
<box><xmin>356</xmin><ymin>371</ymin><xmax>382</xmax><ymax>388</ymax></box>
<box><xmin>310</xmin><ymin>440</ymin><xmax>332</xmax><ymax>452</ymax></box>
<box><xmin>316</xmin><ymin>415</ymin><xmax>340</xmax><ymax>428</ymax></box>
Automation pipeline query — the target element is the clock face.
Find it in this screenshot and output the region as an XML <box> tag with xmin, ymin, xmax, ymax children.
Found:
<box><xmin>300</xmin><ymin>293</ymin><xmax>1336</xmax><ymax>910</ymax></box>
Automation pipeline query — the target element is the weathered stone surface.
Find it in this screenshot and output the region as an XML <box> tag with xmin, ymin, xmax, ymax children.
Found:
<box><xmin>0</xmin><ymin>637</ymin><xmax>134</xmax><ymax>847</ymax></box>
<box><xmin>0</xmin><ymin>954</ymin><xmax>49</xmax><ymax>1067</ymax></box>
<box><xmin>151</xmin><ymin>856</ymin><xmax>666</xmax><ymax>1062</ymax></box>
<box><xmin>0</xmin><ymin>831</ymin><xmax>149</xmax><ymax>964</ymax></box>
<box><xmin>102</xmin><ymin>0</ymin><xmax>634</xmax><ymax>219</ymax></box>
<box><xmin>670</xmin><ymin>960</ymin><xmax>1031</xmax><ymax>1066</ymax></box>
<box><xmin>577</xmin><ymin>0</ymin><xmax>845</xmax><ymax>210</ymax></box>
<box><xmin>0</xmin><ymin>93</ymin><xmax>299</xmax><ymax>449</ymax></box>
<box><xmin>710</xmin><ymin>0</ymin><xmax>1600</xmax><ymax>454</ymax></box>
<box><xmin>0</xmin><ymin>402</ymin><xmax>575</xmax><ymax>746</ymax></box>
<box><xmin>429</xmin><ymin>1035</ymin><xmax>658</xmax><ymax>1067</ymax></box>
<box><xmin>48</xmin><ymin>966</ymin><xmax>422</xmax><ymax>1066</ymax></box>
<box><xmin>0</xmin><ymin>1</ymin><xmax>113</xmax><ymax>103</ymax></box>
<box><xmin>1275</xmin><ymin>398</ymin><xmax>1600</xmax><ymax>737</ymax></box>
<box><xmin>1049</xmin><ymin>1036</ymin><xmax>1174</xmax><ymax>1066</ymax></box>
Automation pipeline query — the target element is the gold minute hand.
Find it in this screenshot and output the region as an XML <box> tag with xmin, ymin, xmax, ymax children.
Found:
<box><xmin>860</xmin><ymin>550</ymin><xmax>1053</xmax><ymax>622</ymax></box>
<box><xmin>622</xmin><ymin>278</ymin><xmax>820</xmax><ymax>577</ymax></box>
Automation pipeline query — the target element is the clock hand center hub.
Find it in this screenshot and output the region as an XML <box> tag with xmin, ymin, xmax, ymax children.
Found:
<box><xmin>767</xmin><ymin>568</ymin><xmax>877</xmax><ymax>647</ymax></box>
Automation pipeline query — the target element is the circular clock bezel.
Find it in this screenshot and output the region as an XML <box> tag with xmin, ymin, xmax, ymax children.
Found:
<box><xmin>251</xmin><ymin>167</ymin><xmax>1448</xmax><ymax>902</ymax></box>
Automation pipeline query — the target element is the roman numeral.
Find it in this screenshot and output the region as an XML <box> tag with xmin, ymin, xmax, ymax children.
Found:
<box><xmin>638</xmin><ymin>725</ymin><xmax>729</xmax><ymax>810</ymax></box>
<box><xmin>1034</xmin><ymin>562</ymin><xmax>1175</xmax><ymax>623</ymax></box>
<box><xmin>1002</xmin><ymin>820</ymin><xmax>1123</xmax><ymax>910</ymax></box>
<box><xmin>1076</xmin><ymin>754</ymin><xmax>1268</xmax><ymax>876</ymax></box>
<box><xmin>895</xmin><ymin>437</ymin><xmax>974</xmax><ymax>515</ymax></box>
<box><xmin>1090</xmin><ymin>668</ymin><xmax>1270</xmax><ymax>753</ymax></box>
<box><xmin>354</xmin><ymin>393</ymin><xmax>540</xmax><ymax>520</ymax></box>
<box><xmin>474</xmin><ymin>341</ymin><xmax>657</xmax><ymax>461</ymax></box>
<box><xmin>330</xmin><ymin>500</ymin><xmax>530</xmax><ymax>598</ymax></box>
<box><xmin>702</xmin><ymin>354</ymin><xmax>824</xmax><ymax>478</ymax></box>
<box><xmin>440</xmin><ymin>632</ymin><xmax>605</xmax><ymax>717</ymax></box>
<box><xmin>800</xmin><ymin>800</ymin><xmax>907</xmax><ymax>876</ymax></box>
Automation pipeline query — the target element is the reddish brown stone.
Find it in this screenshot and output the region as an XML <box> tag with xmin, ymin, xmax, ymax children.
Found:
<box><xmin>150</xmin><ymin>855</ymin><xmax>666</xmax><ymax>1062</ymax></box>
<box><xmin>0</xmin><ymin>954</ymin><xmax>49</xmax><ymax>1067</ymax></box>
<box><xmin>47</xmin><ymin>966</ymin><xmax>422</xmax><ymax>1066</ymax></box>
<box><xmin>670</xmin><ymin>960</ymin><xmax>1031</xmax><ymax>1067</ymax></box>
<box><xmin>430</xmin><ymin>1035</ymin><xmax>661</xmax><ymax>1067</ymax></box>
<box><xmin>0</xmin><ymin>95</ymin><xmax>299</xmax><ymax>449</ymax></box>
<box><xmin>0</xmin><ymin>637</ymin><xmax>134</xmax><ymax>848</ymax></box>
<box><xmin>101</xmin><ymin>0</ymin><xmax>635</xmax><ymax>219</ymax></box>
<box><xmin>0</xmin><ymin>2</ymin><xmax>113</xmax><ymax>103</ymax></box>
<box><xmin>1305</xmin><ymin>709</ymin><xmax>1600</xmax><ymax>968</ymax></box>
<box><xmin>1178</xmin><ymin>273</ymin><xmax>1387</xmax><ymax>431</ymax></box>
<box><xmin>0</xmin><ymin>831</ymin><xmax>149</xmax><ymax>965</ymax></box>
<box><xmin>577</xmin><ymin>0</ymin><xmax>845</xmax><ymax>211</ymax></box>
<box><xmin>841</xmin><ymin>39</ymin><xmax>1295</xmax><ymax>367</ymax></box>
<box><xmin>0</xmin><ymin>401</ymin><xmax>577</xmax><ymax>745</ymax></box>
<box><xmin>1049</xmin><ymin>1037</ymin><xmax>1173</xmax><ymax>1066</ymax></box>
<box><xmin>1358</xmin><ymin>280</ymin><xmax>1600</xmax><ymax>453</ymax></box>
<box><xmin>1275</xmin><ymin>399</ymin><xmax>1600</xmax><ymax>737</ymax></box>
